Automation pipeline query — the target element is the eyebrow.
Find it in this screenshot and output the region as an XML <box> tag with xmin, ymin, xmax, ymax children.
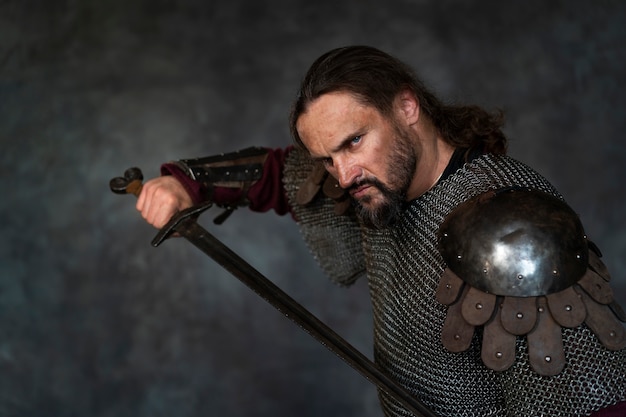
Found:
<box><xmin>310</xmin><ymin>131</ymin><xmax>362</xmax><ymax>162</ymax></box>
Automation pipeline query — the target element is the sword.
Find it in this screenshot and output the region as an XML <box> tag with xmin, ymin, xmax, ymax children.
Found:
<box><xmin>110</xmin><ymin>167</ymin><xmax>438</xmax><ymax>417</ymax></box>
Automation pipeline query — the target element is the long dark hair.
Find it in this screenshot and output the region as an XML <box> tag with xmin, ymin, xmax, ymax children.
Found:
<box><xmin>289</xmin><ymin>45</ymin><xmax>507</xmax><ymax>155</ymax></box>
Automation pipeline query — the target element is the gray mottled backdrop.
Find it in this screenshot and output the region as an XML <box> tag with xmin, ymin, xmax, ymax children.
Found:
<box><xmin>1</xmin><ymin>1</ymin><xmax>625</xmax><ymax>416</ymax></box>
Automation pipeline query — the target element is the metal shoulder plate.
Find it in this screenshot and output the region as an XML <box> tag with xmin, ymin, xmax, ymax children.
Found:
<box><xmin>435</xmin><ymin>187</ymin><xmax>626</xmax><ymax>376</ymax></box>
<box><xmin>437</xmin><ymin>187</ymin><xmax>588</xmax><ymax>297</ymax></box>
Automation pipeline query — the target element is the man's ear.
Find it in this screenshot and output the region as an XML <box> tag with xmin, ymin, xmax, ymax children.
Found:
<box><xmin>395</xmin><ymin>90</ymin><xmax>420</xmax><ymax>126</ymax></box>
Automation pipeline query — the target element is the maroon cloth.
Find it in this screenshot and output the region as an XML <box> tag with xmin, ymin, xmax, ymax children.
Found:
<box><xmin>591</xmin><ymin>401</ymin><xmax>626</xmax><ymax>416</ymax></box>
<box><xmin>161</xmin><ymin>146</ymin><xmax>293</xmax><ymax>216</ymax></box>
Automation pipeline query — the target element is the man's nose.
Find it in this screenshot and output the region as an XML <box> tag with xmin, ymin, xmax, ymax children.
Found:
<box><xmin>334</xmin><ymin>158</ymin><xmax>359</xmax><ymax>189</ymax></box>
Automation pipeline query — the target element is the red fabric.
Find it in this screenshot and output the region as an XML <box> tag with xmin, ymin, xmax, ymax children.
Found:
<box><xmin>161</xmin><ymin>146</ymin><xmax>293</xmax><ymax>215</ymax></box>
<box><xmin>246</xmin><ymin>146</ymin><xmax>292</xmax><ymax>215</ymax></box>
<box><xmin>590</xmin><ymin>401</ymin><xmax>626</xmax><ymax>417</ymax></box>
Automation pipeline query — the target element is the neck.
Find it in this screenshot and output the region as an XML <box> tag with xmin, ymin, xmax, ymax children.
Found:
<box><xmin>406</xmin><ymin>130</ymin><xmax>455</xmax><ymax>200</ymax></box>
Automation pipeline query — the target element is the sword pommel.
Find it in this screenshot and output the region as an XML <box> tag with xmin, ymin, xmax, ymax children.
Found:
<box><xmin>109</xmin><ymin>167</ymin><xmax>144</xmax><ymax>197</ymax></box>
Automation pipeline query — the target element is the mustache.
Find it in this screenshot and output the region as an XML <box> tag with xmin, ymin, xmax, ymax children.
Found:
<box><xmin>348</xmin><ymin>178</ymin><xmax>388</xmax><ymax>193</ymax></box>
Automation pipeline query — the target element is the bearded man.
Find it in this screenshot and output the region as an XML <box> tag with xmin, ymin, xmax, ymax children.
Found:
<box><xmin>136</xmin><ymin>46</ymin><xmax>626</xmax><ymax>417</ymax></box>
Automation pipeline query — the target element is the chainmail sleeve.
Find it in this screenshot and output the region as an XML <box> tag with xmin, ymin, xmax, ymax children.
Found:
<box><xmin>282</xmin><ymin>146</ymin><xmax>366</xmax><ymax>286</ymax></box>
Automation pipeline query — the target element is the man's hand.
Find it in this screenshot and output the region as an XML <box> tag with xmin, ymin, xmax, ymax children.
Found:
<box><xmin>136</xmin><ymin>176</ymin><xmax>194</xmax><ymax>228</ymax></box>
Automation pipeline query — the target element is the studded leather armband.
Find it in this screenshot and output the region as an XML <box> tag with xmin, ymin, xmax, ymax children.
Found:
<box><xmin>171</xmin><ymin>146</ymin><xmax>269</xmax><ymax>206</ymax></box>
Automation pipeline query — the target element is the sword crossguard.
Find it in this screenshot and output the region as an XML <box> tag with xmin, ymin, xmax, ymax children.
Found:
<box><xmin>151</xmin><ymin>201</ymin><xmax>214</xmax><ymax>247</ymax></box>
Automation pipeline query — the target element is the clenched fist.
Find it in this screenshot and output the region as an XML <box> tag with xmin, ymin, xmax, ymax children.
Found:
<box><xmin>136</xmin><ymin>176</ymin><xmax>194</xmax><ymax>228</ymax></box>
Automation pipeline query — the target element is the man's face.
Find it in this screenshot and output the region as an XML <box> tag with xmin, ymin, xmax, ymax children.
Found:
<box><xmin>296</xmin><ymin>92</ymin><xmax>418</xmax><ymax>228</ymax></box>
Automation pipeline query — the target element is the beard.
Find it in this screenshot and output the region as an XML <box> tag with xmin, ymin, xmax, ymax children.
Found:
<box><xmin>350</xmin><ymin>125</ymin><xmax>417</xmax><ymax>229</ymax></box>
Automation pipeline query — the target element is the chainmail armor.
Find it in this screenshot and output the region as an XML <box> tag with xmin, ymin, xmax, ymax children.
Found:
<box><xmin>283</xmin><ymin>147</ymin><xmax>365</xmax><ymax>286</ymax></box>
<box><xmin>283</xmin><ymin>147</ymin><xmax>626</xmax><ymax>417</ymax></box>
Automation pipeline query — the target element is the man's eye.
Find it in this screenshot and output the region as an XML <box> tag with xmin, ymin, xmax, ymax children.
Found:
<box><xmin>323</xmin><ymin>158</ymin><xmax>333</xmax><ymax>168</ymax></box>
<box><xmin>351</xmin><ymin>135</ymin><xmax>362</xmax><ymax>145</ymax></box>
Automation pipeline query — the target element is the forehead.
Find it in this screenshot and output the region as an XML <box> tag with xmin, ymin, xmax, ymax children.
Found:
<box><xmin>296</xmin><ymin>92</ymin><xmax>377</xmax><ymax>153</ymax></box>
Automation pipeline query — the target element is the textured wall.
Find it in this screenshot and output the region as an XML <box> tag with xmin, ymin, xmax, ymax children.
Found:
<box><xmin>1</xmin><ymin>1</ymin><xmax>625</xmax><ymax>416</ymax></box>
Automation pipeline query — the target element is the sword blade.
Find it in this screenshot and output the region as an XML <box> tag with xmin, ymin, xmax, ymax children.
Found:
<box><xmin>156</xmin><ymin>211</ymin><xmax>437</xmax><ymax>417</ymax></box>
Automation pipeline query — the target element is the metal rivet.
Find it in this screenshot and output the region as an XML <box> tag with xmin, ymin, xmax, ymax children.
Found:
<box><xmin>538</xmin><ymin>307</ymin><xmax>545</xmax><ymax>313</ymax></box>
<box><xmin>565</xmin><ymin>305</ymin><xmax>572</xmax><ymax>311</ymax></box>
<box><xmin>517</xmin><ymin>274</ymin><xmax>524</xmax><ymax>280</ymax></box>
<box><xmin>476</xmin><ymin>303</ymin><xmax>483</xmax><ymax>310</ymax></box>
<box><xmin>552</xmin><ymin>269</ymin><xmax>558</xmax><ymax>275</ymax></box>
<box><xmin>445</xmin><ymin>284</ymin><xmax>451</xmax><ymax>289</ymax></box>
<box><xmin>610</xmin><ymin>331</ymin><xmax>616</xmax><ymax>337</ymax></box>
<box><xmin>454</xmin><ymin>334</ymin><xmax>460</xmax><ymax>340</ymax></box>
<box><xmin>545</xmin><ymin>356</ymin><xmax>552</xmax><ymax>362</ymax></box>
<box><xmin>457</xmin><ymin>255</ymin><xmax>462</xmax><ymax>260</ymax></box>
<box><xmin>516</xmin><ymin>312</ymin><xmax>524</xmax><ymax>319</ymax></box>
<box><xmin>495</xmin><ymin>352</ymin><xmax>503</xmax><ymax>358</ymax></box>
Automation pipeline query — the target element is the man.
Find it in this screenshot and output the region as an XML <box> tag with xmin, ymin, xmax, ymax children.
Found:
<box><xmin>136</xmin><ymin>46</ymin><xmax>626</xmax><ymax>416</ymax></box>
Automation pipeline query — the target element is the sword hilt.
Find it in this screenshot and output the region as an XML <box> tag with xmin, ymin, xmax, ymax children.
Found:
<box><xmin>110</xmin><ymin>166</ymin><xmax>214</xmax><ymax>245</ymax></box>
<box><xmin>109</xmin><ymin>167</ymin><xmax>144</xmax><ymax>197</ymax></box>
<box><xmin>110</xmin><ymin>166</ymin><xmax>233</xmax><ymax>225</ymax></box>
